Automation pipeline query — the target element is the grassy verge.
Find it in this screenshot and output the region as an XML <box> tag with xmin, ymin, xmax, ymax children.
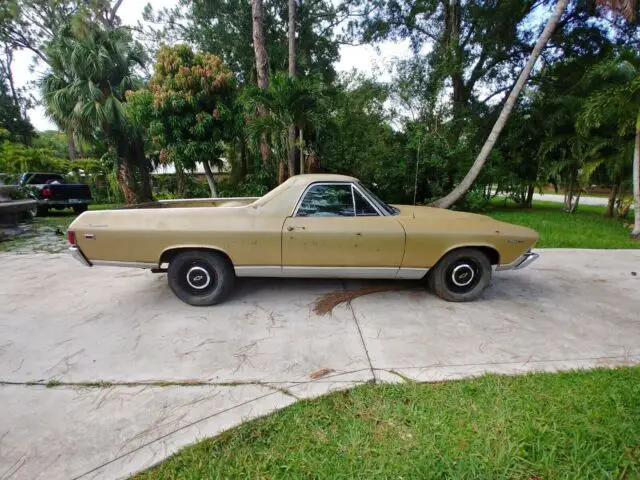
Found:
<box><xmin>486</xmin><ymin>199</ymin><xmax>638</xmax><ymax>249</ymax></box>
<box><xmin>135</xmin><ymin>367</ymin><xmax>640</xmax><ymax>479</ymax></box>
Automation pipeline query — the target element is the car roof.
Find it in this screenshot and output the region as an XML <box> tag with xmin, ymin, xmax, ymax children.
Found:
<box><xmin>292</xmin><ymin>173</ymin><xmax>358</xmax><ymax>184</ymax></box>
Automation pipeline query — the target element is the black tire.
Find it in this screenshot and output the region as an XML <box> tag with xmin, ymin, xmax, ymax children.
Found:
<box><xmin>167</xmin><ymin>251</ymin><xmax>235</xmax><ymax>306</ymax></box>
<box><xmin>73</xmin><ymin>204</ymin><xmax>88</xmax><ymax>214</ymax></box>
<box><xmin>429</xmin><ymin>248</ymin><xmax>492</xmax><ymax>302</ymax></box>
<box><xmin>36</xmin><ymin>205</ymin><xmax>48</xmax><ymax>217</ymax></box>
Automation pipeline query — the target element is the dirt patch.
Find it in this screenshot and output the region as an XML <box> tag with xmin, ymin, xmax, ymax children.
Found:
<box><xmin>313</xmin><ymin>283</ymin><xmax>419</xmax><ymax>315</ymax></box>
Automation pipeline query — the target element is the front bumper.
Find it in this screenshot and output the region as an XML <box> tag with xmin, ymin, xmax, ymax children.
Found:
<box><xmin>496</xmin><ymin>251</ymin><xmax>539</xmax><ymax>271</ymax></box>
<box><xmin>70</xmin><ymin>246</ymin><xmax>92</xmax><ymax>267</ymax></box>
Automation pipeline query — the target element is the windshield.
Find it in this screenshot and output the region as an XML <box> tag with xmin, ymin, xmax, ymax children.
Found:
<box><xmin>357</xmin><ymin>183</ymin><xmax>399</xmax><ymax>215</ymax></box>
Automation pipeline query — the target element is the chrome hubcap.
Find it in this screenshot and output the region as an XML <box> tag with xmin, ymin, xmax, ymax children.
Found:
<box><xmin>186</xmin><ymin>266</ymin><xmax>211</xmax><ymax>290</ymax></box>
<box><xmin>451</xmin><ymin>264</ymin><xmax>475</xmax><ymax>287</ymax></box>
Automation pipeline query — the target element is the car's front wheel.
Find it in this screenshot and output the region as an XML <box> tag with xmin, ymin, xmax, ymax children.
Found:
<box><xmin>167</xmin><ymin>250</ymin><xmax>235</xmax><ymax>306</ymax></box>
<box><xmin>428</xmin><ymin>248</ymin><xmax>492</xmax><ymax>302</ymax></box>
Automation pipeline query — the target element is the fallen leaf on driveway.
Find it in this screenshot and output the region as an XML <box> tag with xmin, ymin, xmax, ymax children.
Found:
<box><xmin>309</xmin><ymin>368</ymin><xmax>335</xmax><ymax>379</ymax></box>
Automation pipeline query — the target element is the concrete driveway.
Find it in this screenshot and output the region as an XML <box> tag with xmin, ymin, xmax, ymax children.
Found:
<box><xmin>1</xmin><ymin>249</ymin><xmax>639</xmax><ymax>479</ymax></box>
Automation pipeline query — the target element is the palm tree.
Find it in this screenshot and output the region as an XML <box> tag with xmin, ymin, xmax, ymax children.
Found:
<box><xmin>41</xmin><ymin>20</ymin><xmax>152</xmax><ymax>204</ymax></box>
<box><xmin>244</xmin><ymin>73</ymin><xmax>319</xmax><ymax>183</ymax></box>
<box><xmin>578</xmin><ymin>49</ymin><xmax>640</xmax><ymax>236</ymax></box>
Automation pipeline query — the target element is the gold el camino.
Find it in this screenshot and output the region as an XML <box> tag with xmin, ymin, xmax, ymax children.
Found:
<box><xmin>68</xmin><ymin>174</ymin><xmax>539</xmax><ymax>306</ymax></box>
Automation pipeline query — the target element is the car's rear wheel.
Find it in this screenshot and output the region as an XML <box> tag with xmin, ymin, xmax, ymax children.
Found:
<box><xmin>428</xmin><ymin>248</ymin><xmax>492</xmax><ymax>302</ymax></box>
<box><xmin>167</xmin><ymin>251</ymin><xmax>235</xmax><ymax>306</ymax></box>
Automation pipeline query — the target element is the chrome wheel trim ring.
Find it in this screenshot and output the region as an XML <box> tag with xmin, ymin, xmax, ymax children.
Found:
<box><xmin>451</xmin><ymin>263</ymin><xmax>475</xmax><ymax>287</ymax></box>
<box><xmin>186</xmin><ymin>266</ymin><xmax>212</xmax><ymax>290</ymax></box>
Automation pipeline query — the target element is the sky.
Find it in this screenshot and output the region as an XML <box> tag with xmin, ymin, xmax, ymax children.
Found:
<box><xmin>11</xmin><ymin>0</ymin><xmax>414</xmax><ymax>132</ymax></box>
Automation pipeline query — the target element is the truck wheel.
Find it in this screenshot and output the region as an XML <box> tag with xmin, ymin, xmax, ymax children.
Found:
<box><xmin>429</xmin><ymin>248</ymin><xmax>492</xmax><ymax>302</ymax></box>
<box><xmin>73</xmin><ymin>204</ymin><xmax>88</xmax><ymax>214</ymax></box>
<box><xmin>36</xmin><ymin>205</ymin><xmax>48</xmax><ymax>217</ymax></box>
<box><xmin>167</xmin><ymin>251</ymin><xmax>235</xmax><ymax>306</ymax></box>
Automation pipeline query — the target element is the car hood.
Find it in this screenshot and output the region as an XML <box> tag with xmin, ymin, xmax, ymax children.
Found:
<box><xmin>393</xmin><ymin>204</ymin><xmax>539</xmax><ymax>239</ymax></box>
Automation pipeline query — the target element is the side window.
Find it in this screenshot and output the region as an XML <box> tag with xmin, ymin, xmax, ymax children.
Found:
<box><xmin>353</xmin><ymin>188</ymin><xmax>379</xmax><ymax>216</ymax></box>
<box><xmin>296</xmin><ymin>184</ymin><xmax>355</xmax><ymax>217</ymax></box>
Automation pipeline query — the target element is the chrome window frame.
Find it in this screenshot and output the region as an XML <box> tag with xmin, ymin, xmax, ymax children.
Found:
<box><xmin>291</xmin><ymin>182</ymin><xmax>384</xmax><ymax>217</ymax></box>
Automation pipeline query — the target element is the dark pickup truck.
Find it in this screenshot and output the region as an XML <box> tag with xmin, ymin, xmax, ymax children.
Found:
<box><xmin>20</xmin><ymin>172</ymin><xmax>92</xmax><ymax>216</ymax></box>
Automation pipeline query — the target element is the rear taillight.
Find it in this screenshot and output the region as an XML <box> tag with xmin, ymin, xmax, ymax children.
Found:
<box><xmin>42</xmin><ymin>187</ymin><xmax>51</xmax><ymax>198</ymax></box>
<box><xmin>67</xmin><ymin>231</ymin><xmax>77</xmax><ymax>246</ymax></box>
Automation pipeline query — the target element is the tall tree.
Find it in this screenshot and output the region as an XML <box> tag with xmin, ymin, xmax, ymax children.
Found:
<box><xmin>251</xmin><ymin>0</ymin><xmax>271</xmax><ymax>166</ymax></box>
<box><xmin>0</xmin><ymin>70</ymin><xmax>34</xmax><ymax>144</ymax></box>
<box><xmin>287</xmin><ymin>0</ymin><xmax>297</xmax><ymax>178</ymax></box>
<box><xmin>41</xmin><ymin>19</ymin><xmax>152</xmax><ymax>203</ymax></box>
<box><xmin>431</xmin><ymin>0</ymin><xmax>569</xmax><ymax>208</ymax></box>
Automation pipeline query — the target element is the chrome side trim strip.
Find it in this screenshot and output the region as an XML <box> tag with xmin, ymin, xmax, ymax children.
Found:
<box><xmin>91</xmin><ymin>260</ymin><xmax>157</xmax><ymax>269</ymax></box>
<box><xmin>496</xmin><ymin>251</ymin><xmax>540</xmax><ymax>271</ymax></box>
<box><xmin>69</xmin><ymin>247</ymin><xmax>92</xmax><ymax>267</ymax></box>
<box><xmin>236</xmin><ymin>266</ymin><xmax>404</xmax><ymax>279</ymax></box>
<box><xmin>235</xmin><ymin>266</ymin><xmax>283</xmax><ymax>277</ymax></box>
<box><xmin>235</xmin><ymin>265</ymin><xmax>430</xmax><ymax>279</ymax></box>
<box><xmin>282</xmin><ymin>266</ymin><xmax>399</xmax><ymax>278</ymax></box>
<box><xmin>158</xmin><ymin>197</ymin><xmax>259</xmax><ymax>204</ymax></box>
<box><xmin>396</xmin><ymin>267</ymin><xmax>429</xmax><ymax>280</ymax></box>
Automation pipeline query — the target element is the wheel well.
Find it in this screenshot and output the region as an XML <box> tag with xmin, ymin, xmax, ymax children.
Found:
<box><xmin>159</xmin><ymin>247</ymin><xmax>233</xmax><ymax>268</ymax></box>
<box><xmin>443</xmin><ymin>246</ymin><xmax>500</xmax><ymax>266</ymax></box>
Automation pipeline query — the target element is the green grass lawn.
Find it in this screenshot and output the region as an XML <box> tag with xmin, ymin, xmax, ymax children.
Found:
<box><xmin>135</xmin><ymin>367</ymin><xmax>640</xmax><ymax>479</ymax></box>
<box><xmin>487</xmin><ymin>200</ymin><xmax>638</xmax><ymax>249</ymax></box>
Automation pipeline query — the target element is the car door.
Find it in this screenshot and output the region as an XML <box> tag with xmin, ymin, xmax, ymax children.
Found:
<box><xmin>281</xmin><ymin>182</ymin><xmax>406</xmax><ymax>277</ymax></box>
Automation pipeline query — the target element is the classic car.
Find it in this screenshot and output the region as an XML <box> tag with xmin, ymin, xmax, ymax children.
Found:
<box><xmin>67</xmin><ymin>174</ymin><xmax>539</xmax><ymax>306</ymax></box>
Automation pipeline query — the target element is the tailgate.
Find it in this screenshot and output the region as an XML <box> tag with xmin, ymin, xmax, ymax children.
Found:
<box><xmin>47</xmin><ymin>184</ymin><xmax>92</xmax><ymax>201</ymax></box>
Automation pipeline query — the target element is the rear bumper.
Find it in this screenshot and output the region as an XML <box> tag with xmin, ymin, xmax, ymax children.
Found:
<box><xmin>70</xmin><ymin>246</ymin><xmax>92</xmax><ymax>267</ymax></box>
<box><xmin>496</xmin><ymin>251</ymin><xmax>539</xmax><ymax>271</ymax></box>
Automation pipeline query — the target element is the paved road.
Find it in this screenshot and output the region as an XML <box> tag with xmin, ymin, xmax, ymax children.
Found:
<box><xmin>1</xmin><ymin>250</ymin><xmax>639</xmax><ymax>479</ymax></box>
<box><xmin>530</xmin><ymin>192</ymin><xmax>635</xmax><ymax>209</ymax></box>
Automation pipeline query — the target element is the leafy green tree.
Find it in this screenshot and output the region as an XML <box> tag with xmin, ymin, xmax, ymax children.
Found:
<box><xmin>41</xmin><ymin>19</ymin><xmax>152</xmax><ymax>204</ymax></box>
<box><xmin>0</xmin><ymin>72</ymin><xmax>33</xmax><ymax>144</ymax></box>
<box><xmin>127</xmin><ymin>44</ymin><xmax>237</xmax><ymax>197</ymax></box>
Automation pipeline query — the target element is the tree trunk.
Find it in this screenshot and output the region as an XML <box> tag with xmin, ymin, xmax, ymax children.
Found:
<box><xmin>175</xmin><ymin>162</ymin><xmax>186</xmax><ymax>198</ymax></box>
<box><xmin>631</xmin><ymin>118</ymin><xmax>640</xmax><ymax>238</ymax></box>
<box><xmin>525</xmin><ymin>184</ymin><xmax>535</xmax><ymax>208</ymax></box>
<box><xmin>67</xmin><ymin>131</ymin><xmax>77</xmax><ymax>160</ymax></box>
<box><xmin>251</xmin><ymin>0</ymin><xmax>271</xmax><ymax>165</ymax></box>
<box><xmin>288</xmin><ymin>125</ymin><xmax>297</xmax><ymax>177</ymax></box>
<box><xmin>138</xmin><ymin>162</ymin><xmax>154</xmax><ymax>203</ymax></box>
<box><xmin>287</xmin><ymin>0</ymin><xmax>297</xmax><ymax>177</ymax></box>
<box><xmin>118</xmin><ymin>163</ymin><xmax>137</xmax><ymax>205</ymax></box>
<box><xmin>299</xmin><ymin>128</ymin><xmax>305</xmax><ymax>174</ymax></box>
<box><xmin>605</xmin><ymin>183</ymin><xmax>618</xmax><ymax>217</ymax></box>
<box><xmin>431</xmin><ymin>0</ymin><xmax>569</xmax><ymax>209</ymax></box>
<box><xmin>203</xmin><ymin>160</ymin><xmax>218</xmax><ymax>197</ymax></box>
<box><xmin>278</xmin><ymin>159</ymin><xmax>287</xmax><ymax>184</ymax></box>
